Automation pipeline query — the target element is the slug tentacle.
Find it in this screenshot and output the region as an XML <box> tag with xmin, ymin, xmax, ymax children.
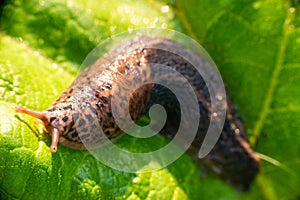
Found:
<box><xmin>15</xmin><ymin>106</ymin><xmax>63</xmax><ymax>152</ymax></box>
<box><xmin>15</xmin><ymin>106</ymin><xmax>47</xmax><ymax>122</ymax></box>
<box><xmin>50</xmin><ymin>127</ymin><xmax>60</xmax><ymax>152</ymax></box>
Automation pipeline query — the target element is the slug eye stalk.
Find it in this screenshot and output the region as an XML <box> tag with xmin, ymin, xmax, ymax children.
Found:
<box><xmin>15</xmin><ymin>106</ymin><xmax>59</xmax><ymax>153</ymax></box>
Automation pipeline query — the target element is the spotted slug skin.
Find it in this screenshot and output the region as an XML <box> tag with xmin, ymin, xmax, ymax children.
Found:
<box><xmin>16</xmin><ymin>36</ymin><xmax>260</xmax><ymax>191</ymax></box>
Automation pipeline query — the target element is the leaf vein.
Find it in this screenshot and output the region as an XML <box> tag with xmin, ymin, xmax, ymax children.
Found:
<box><xmin>251</xmin><ymin>4</ymin><xmax>294</xmax><ymax>145</ymax></box>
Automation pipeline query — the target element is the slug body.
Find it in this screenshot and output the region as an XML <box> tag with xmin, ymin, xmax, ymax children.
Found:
<box><xmin>16</xmin><ymin>36</ymin><xmax>260</xmax><ymax>190</ymax></box>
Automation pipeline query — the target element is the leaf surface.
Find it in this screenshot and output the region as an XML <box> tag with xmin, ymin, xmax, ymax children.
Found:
<box><xmin>1</xmin><ymin>0</ymin><xmax>299</xmax><ymax>199</ymax></box>
<box><xmin>176</xmin><ymin>0</ymin><xmax>300</xmax><ymax>199</ymax></box>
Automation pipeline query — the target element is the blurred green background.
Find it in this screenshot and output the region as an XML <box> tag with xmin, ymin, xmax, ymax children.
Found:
<box><xmin>1</xmin><ymin>0</ymin><xmax>300</xmax><ymax>199</ymax></box>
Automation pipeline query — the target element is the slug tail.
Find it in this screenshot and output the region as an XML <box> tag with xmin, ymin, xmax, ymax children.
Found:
<box><xmin>15</xmin><ymin>106</ymin><xmax>47</xmax><ymax>122</ymax></box>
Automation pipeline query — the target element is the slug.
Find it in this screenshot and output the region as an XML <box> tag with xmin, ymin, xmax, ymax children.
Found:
<box><xmin>15</xmin><ymin>35</ymin><xmax>260</xmax><ymax>191</ymax></box>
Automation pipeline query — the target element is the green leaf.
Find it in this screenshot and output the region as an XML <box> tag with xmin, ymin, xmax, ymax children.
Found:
<box><xmin>2</xmin><ymin>0</ymin><xmax>298</xmax><ymax>199</ymax></box>
<box><xmin>0</xmin><ymin>32</ymin><xmax>205</xmax><ymax>200</ymax></box>
<box><xmin>0</xmin><ymin>1</ymin><xmax>209</xmax><ymax>200</ymax></box>
<box><xmin>177</xmin><ymin>0</ymin><xmax>300</xmax><ymax>199</ymax></box>
<box><xmin>0</xmin><ymin>0</ymin><xmax>180</xmax><ymax>74</ymax></box>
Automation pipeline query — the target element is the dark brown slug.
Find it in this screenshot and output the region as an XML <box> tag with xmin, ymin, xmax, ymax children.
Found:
<box><xmin>15</xmin><ymin>35</ymin><xmax>260</xmax><ymax>191</ymax></box>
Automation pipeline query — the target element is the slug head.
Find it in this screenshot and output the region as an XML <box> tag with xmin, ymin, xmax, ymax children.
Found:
<box><xmin>15</xmin><ymin>106</ymin><xmax>66</xmax><ymax>152</ymax></box>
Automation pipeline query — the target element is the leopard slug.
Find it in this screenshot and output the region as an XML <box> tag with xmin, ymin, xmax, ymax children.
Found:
<box><xmin>15</xmin><ymin>35</ymin><xmax>260</xmax><ymax>191</ymax></box>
